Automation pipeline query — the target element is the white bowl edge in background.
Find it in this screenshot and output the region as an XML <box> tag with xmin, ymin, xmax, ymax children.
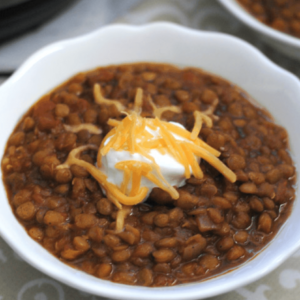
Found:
<box><xmin>218</xmin><ymin>0</ymin><xmax>300</xmax><ymax>60</ymax></box>
<box><xmin>0</xmin><ymin>22</ymin><xmax>300</xmax><ymax>300</ymax></box>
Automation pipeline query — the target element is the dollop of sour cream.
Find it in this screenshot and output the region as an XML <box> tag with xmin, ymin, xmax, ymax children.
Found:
<box><xmin>99</xmin><ymin>122</ymin><xmax>198</xmax><ymax>200</ymax></box>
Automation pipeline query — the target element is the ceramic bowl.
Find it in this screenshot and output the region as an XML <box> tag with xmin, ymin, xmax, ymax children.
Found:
<box><xmin>218</xmin><ymin>0</ymin><xmax>300</xmax><ymax>60</ymax></box>
<box><xmin>0</xmin><ymin>22</ymin><xmax>300</xmax><ymax>300</ymax></box>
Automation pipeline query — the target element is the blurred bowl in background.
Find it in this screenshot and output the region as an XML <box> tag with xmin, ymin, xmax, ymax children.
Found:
<box><xmin>218</xmin><ymin>0</ymin><xmax>300</xmax><ymax>61</ymax></box>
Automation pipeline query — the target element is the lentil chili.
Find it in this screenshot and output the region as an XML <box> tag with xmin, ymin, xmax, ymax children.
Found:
<box><xmin>1</xmin><ymin>63</ymin><xmax>296</xmax><ymax>287</ymax></box>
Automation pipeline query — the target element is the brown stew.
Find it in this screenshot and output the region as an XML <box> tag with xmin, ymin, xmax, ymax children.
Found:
<box><xmin>237</xmin><ymin>0</ymin><xmax>300</xmax><ymax>38</ymax></box>
<box><xmin>1</xmin><ymin>63</ymin><xmax>296</xmax><ymax>287</ymax></box>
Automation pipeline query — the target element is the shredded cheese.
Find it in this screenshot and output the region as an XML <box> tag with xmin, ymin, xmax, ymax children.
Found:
<box><xmin>116</xmin><ymin>207</ymin><xmax>131</xmax><ymax>232</ymax></box>
<box><xmin>56</xmin><ymin>144</ymin><xmax>149</xmax><ymax>208</ymax></box>
<box><xmin>134</xmin><ymin>88</ymin><xmax>143</xmax><ymax>112</ymax></box>
<box><xmin>148</xmin><ymin>95</ymin><xmax>181</xmax><ymax>119</ymax></box>
<box><xmin>188</xmin><ymin>143</ymin><xmax>236</xmax><ymax>183</ymax></box>
<box><xmin>190</xmin><ymin>111</ymin><xmax>212</xmax><ymax>140</ymax></box>
<box><xmin>154</xmin><ymin>118</ymin><xmax>190</xmax><ymax>178</ymax></box>
<box><xmin>203</xmin><ymin>98</ymin><xmax>219</xmax><ymax>115</ymax></box>
<box><xmin>63</xmin><ymin>124</ymin><xmax>102</xmax><ymax>135</ymax></box>
<box><xmin>57</xmin><ymin>86</ymin><xmax>236</xmax><ymax>231</ymax></box>
<box><xmin>115</xmin><ymin>161</ymin><xmax>152</xmax><ymax>197</ymax></box>
<box><xmin>93</xmin><ymin>84</ymin><xmax>125</xmax><ymax>111</ymax></box>
<box><xmin>134</xmin><ymin>144</ymin><xmax>179</xmax><ymax>199</ymax></box>
<box><xmin>164</xmin><ymin>122</ymin><xmax>221</xmax><ymax>157</ymax></box>
<box><xmin>181</xmin><ymin>143</ymin><xmax>203</xmax><ymax>179</ymax></box>
<box><xmin>107</xmin><ymin>119</ymin><xmax>120</xmax><ymax>127</ymax></box>
<box><xmin>97</xmin><ymin>112</ymin><xmax>236</xmax><ymax>202</ymax></box>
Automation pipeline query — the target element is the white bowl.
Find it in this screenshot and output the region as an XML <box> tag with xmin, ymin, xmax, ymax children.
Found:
<box><xmin>0</xmin><ymin>22</ymin><xmax>300</xmax><ymax>300</ymax></box>
<box><xmin>218</xmin><ymin>0</ymin><xmax>300</xmax><ymax>60</ymax></box>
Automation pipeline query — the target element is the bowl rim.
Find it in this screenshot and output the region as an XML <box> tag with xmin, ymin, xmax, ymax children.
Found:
<box><xmin>218</xmin><ymin>0</ymin><xmax>300</xmax><ymax>48</ymax></box>
<box><xmin>1</xmin><ymin>22</ymin><xmax>300</xmax><ymax>299</ymax></box>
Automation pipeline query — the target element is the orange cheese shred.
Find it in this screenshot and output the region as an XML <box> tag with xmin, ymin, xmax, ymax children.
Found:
<box><xmin>116</xmin><ymin>207</ymin><xmax>131</xmax><ymax>232</ymax></box>
<box><xmin>148</xmin><ymin>95</ymin><xmax>181</xmax><ymax>119</ymax></box>
<box><xmin>203</xmin><ymin>98</ymin><xmax>219</xmax><ymax>115</ymax></box>
<box><xmin>144</xmin><ymin>172</ymin><xmax>179</xmax><ymax>199</ymax></box>
<box><xmin>153</xmin><ymin>118</ymin><xmax>180</xmax><ymax>162</ymax></box>
<box><xmin>128</xmin><ymin>112</ymin><xmax>137</xmax><ymax>153</ymax></box>
<box><xmin>119</xmin><ymin>165</ymin><xmax>131</xmax><ymax>194</ymax></box>
<box><xmin>190</xmin><ymin>111</ymin><xmax>203</xmax><ymax>141</ymax></box>
<box><xmin>164</xmin><ymin>122</ymin><xmax>220</xmax><ymax>157</ymax></box>
<box><xmin>115</xmin><ymin>161</ymin><xmax>152</xmax><ymax>173</ymax></box>
<box><xmin>188</xmin><ymin>143</ymin><xmax>236</xmax><ymax>183</ymax></box>
<box><xmin>105</xmin><ymin>184</ymin><xmax>149</xmax><ymax>206</ymax></box>
<box><xmin>107</xmin><ymin>119</ymin><xmax>120</xmax><ymax>127</ymax></box>
<box><xmin>134</xmin><ymin>144</ymin><xmax>179</xmax><ymax>199</ymax></box>
<box><xmin>130</xmin><ymin>170</ymin><xmax>142</xmax><ymax>197</ymax></box>
<box><xmin>94</xmin><ymin>83</ymin><xmax>125</xmax><ymax>111</ymax></box>
<box><xmin>63</xmin><ymin>124</ymin><xmax>102</xmax><ymax>135</ymax></box>
<box><xmin>56</xmin><ymin>145</ymin><xmax>150</xmax><ymax>209</ymax></box>
<box><xmin>181</xmin><ymin>143</ymin><xmax>203</xmax><ymax>179</ymax></box>
<box><xmin>100</xmin><ymin>130</ymin><xmax>118</xmax><ymax>156</ymax></box>
<box><xmin>134</xmin><ymin>88</ymin><xmax>143</xmax><ymax>113</ymax></box>
<box><xmin>141</xmin><ymin>139</ymin><xmax>161</xmax><ymax>149</ymax></box>
<box><xmin>112</xmin><ymin>118</ymin><xmax>131</xmax><ymax>151</ymax></box>
<box><xmin>154</xmin><ymin>118</ymin><xmax>190</xmax><ymax>178</ymax></box>
<box><xmin>56</xmin><ymin>144</ymin><xmax>99</xmax><ymax>171</ymax></box>
<box><xmin>97</xmin><ymin>128</ymin><xmax>116</xmax><ymax>167</ymax></box>
<box><xmin>135</xmin><ymin>119</ymin><xmax>147</xmax><ymax>138</ymax></box>
<box><xmin>115</xmin><ymin>161</ymin><xmax>153</xmax><ymax>197</ymax></box>
<box><xmin>190</xmin><ymin>110</ymin><xmax>213</xmax><ymax>140</ymax></box>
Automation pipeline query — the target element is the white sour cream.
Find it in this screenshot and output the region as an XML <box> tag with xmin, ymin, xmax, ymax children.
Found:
<box><xmin>99</xmin><ymin>121</ymin><xmax>198</xmax><ymax>200</ymax></box>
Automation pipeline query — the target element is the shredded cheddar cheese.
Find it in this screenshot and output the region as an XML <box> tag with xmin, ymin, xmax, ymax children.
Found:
<box><xmin>164</xmin><ymin>122</ymin><xmax>220</xmax><ymax>157</ymax></box>
<box><xmin>116</xmin><ymin>207</ymin><xmax>131</xmax><ymax>232</ymax></box>
<box><xmin>63</xmin><ymin>124</ymin><xmax>102</xmax><ymax>134</ymax></box>
<box><xmin>148</xmin><ymin>95</ymin><xmax>181</xmax><ymax>119</ymax></box>
<box><xmin>96</xmin><ymin>112</ymin><xmax>236</xmax><ymax>203</ymax></box>
<box><xmin>57</xmin><ymin>86</ymin><xmax>237</xmax><ymax>231</ymax></box>
<box><xmin>107</xmin><ymin>119</ymin><xmax>120</xmax><ymax>127</ymax></box>
<box><xmin>190</xmin><ymin>111</ymin><xmax>212</xmax><ymax>140</ymax></box>
<box><xmin>134</xmin><ymin>88</ymin><xmax>143</xmax><ymax>113</ymax></box>
<box><xmin>93</xmin><ymin>84</ymin><xmax>125</xmax><ymax>111</ymax></box>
